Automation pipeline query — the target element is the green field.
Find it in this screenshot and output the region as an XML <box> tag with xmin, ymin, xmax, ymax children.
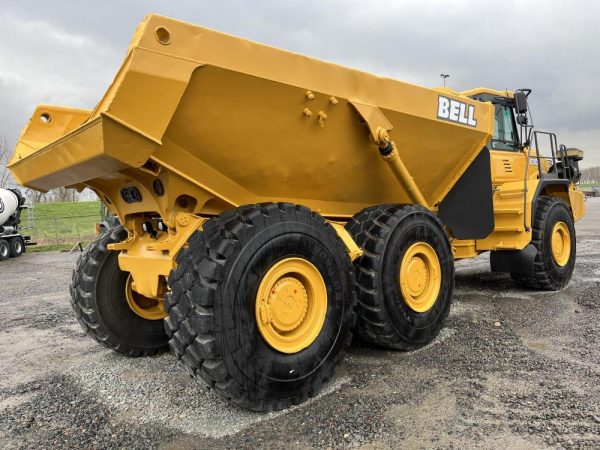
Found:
<box><xmin>22</xmin><ymin>201</ymin><xmax>103</xmax><ymax>251</ymax></box>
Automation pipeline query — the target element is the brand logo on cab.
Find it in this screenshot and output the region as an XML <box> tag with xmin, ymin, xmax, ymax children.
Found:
<box><xmin>437</xmin><ymin>96</ymin><xmax>477</xmax><ymax>127</ymax></box>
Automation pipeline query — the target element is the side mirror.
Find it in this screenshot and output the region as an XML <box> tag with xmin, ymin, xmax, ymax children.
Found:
<box><xmin>517</xmin><ymin>115</ymin><xmax>528</xmax><ymax>125</ymax></box>
<box><xmin>514</xmin><ymin>91</ymin><xmax>528</xmax><ymax>114</ymax></box>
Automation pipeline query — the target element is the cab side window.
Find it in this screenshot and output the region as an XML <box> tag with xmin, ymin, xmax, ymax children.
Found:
<box><xmin>492</xmin><ymin>105</ymin><xmax>519</xmax><ymax>151</ymax></box>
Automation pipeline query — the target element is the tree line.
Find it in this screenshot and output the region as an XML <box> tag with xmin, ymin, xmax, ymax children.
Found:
<box><xmin>580</xmin><ymin>166</ymin><xmax>600</xmax><ymax>185</ymax></box>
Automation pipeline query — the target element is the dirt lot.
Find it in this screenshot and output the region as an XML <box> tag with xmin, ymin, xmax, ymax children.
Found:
<box><xmin>1</xmin><ymin>199</ymin><xmax>599</xmax><ymax>449</ymax></box>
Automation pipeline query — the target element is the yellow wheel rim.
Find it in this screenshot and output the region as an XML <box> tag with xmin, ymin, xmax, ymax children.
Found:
<box><xmin>255</xmin><ymin>258</ymin><xmax>327</xmax><ymax>354</ymax></box>
<box><xmin>551</xmin><ymin>221</ymin><xmax>571</xmax><ymax>267</ymax></box>
<box><xmin>399</xmin><ymin>242</ymin><xmax>441</xmax><ymax>313</ymax></box>
<box><xmin>125</xmin><ymin>275</ymin><xmax>167</xmax><ymax>321</ymax></box>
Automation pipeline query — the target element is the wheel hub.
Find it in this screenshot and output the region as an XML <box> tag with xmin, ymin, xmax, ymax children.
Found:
<box><xmin>399</xmin><ymin>242</ymin><xmax>441</xmax><ymax>313</ymax></box>
<box><xmin>265</xmin><ymin>277</ymin><xmax>309</xmax><ymax>332</ymax></box>
<box><xmin>551</xmin><ymin>221</ymin><xmax>571</xmax><ymax>267</ymax></box>
<box><xmin>256</xmin><ymin>258</ymin><xmax>327</xmax><ymax>354</ymax></box>
<box><xmin>125</xmin><ymin>275</ymin><xmax>167</xmax><ymax>321</ymax></box>
<box><xmin>405</xmin><ymin>256</ymin><xmax>429</xmax><ymax>297</ymax></box>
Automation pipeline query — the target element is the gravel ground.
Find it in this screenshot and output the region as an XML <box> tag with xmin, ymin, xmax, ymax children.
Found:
<box><xmin>1</xmin><ymin>199</ymin><xmax>599</xmax><ymax>449</ymax></box>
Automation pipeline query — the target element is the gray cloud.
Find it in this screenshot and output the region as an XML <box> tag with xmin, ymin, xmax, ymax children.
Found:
<box><xmin>1</xmin><ymin>0</ymin><xmax>598</xmax><ymax>165</ymax></box>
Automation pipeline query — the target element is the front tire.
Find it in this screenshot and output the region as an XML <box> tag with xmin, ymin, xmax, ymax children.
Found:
<box><xmin>70</xmin><ymin>226</ymin><xmax>169</xmax><ymax>356</ymax></box>
<box><xmin>165</xmin><ymin>203</ymin><xmax>356</xmax><ymax>411</ymax></box>
<box><xmin>346</xmin><ymin>204</ymin><xmax>454</xmax><ymax>350</ymax></box>
<box><xmin>511</xmin><ymin>196</ymin><xmax>576</xmax><ymax>290</ymax></box>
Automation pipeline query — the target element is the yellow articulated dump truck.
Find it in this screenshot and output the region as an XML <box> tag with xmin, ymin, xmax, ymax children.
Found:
<box><xmin>9</xmin><ymin>15</ymin><xmax>585</xmax><ymax>411</ymax></box>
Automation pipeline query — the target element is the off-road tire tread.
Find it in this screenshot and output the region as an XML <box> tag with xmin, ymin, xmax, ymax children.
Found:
<box><xmin>70</xmin><ymin>226</ymin><xmax>169</xmax><ymax>357</ymax></box>
<box><xmin>165</xmin><ymin>203</ymin><xmax>356</xmax><ymax>411</ymax></box>
<box><xmin>511</xmin><ymin>196</ymin><xmax>575</xmax><ymax>290</ymax></box>
<box><xmin>346</xmin><ymin>204</ymin><xmax>453</xmax><ymax>350</ymax></box>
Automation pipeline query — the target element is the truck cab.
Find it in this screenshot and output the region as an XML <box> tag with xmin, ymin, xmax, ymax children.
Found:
<box><xmin>451</xmin><ymin>88</ymin><xmax>585</xmax><ymax>271</ymax></box>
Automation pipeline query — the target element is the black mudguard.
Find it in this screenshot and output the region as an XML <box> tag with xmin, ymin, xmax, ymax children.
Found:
<box><xmin>439</xmin><ymin>147</ymin><xmax>495</xmax><ymax>240</ymax></box>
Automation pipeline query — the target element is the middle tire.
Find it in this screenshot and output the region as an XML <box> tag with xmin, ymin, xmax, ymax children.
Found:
<box><xmin>165</xmin><ymin>203</ymin><xmax>356</xmax><ymax>411</ymax></box>
<box><xmin>346</xmin><ymin>204</ymin><xmax>454</xmax><ymax>350</ymax></box>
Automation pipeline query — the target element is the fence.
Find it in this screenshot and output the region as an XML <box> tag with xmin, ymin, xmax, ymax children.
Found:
<box><xmin>21</xmin><ymin>201</ymin><xmax>104</xmax><ymax>250</ymax></box>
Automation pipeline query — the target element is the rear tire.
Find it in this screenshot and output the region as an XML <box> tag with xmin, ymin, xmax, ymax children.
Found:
<box><xmin>70</xmin><ymin>226</ymin><xmax>169</xmax><ymax>356</ymax></box>
<box><xmin>511</xmin><ymin>196</ymin><xmax>575</xmax><ymax>290</ymax></box>
<box><xmin>165</xmin><ymin>203</ymin><xmax>356</xmax><ymax>411</ymax></box>
<box><xmin>0</xmin><ymin>239</ymin><xmax>9</xmax><ymax>261</ymax></box>
<box><xmin>346</xmin><ymin>204</ymin><xmax>454</xmax><ymax>350</ymax></box>
<box><xmin>9</xmin><ymin>237</ymin><xmax>24</xmax><ymax>258</ymax></box>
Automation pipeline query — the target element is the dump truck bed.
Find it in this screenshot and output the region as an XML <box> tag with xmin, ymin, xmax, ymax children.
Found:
<box><xmin>9</xmin><ymin>14</ymin><xmax>493</xmax><ymax>217</ymax></box>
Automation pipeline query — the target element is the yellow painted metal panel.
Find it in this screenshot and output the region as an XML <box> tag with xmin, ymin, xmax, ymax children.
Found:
<box><xmin>9</xmin><ymin>14</ymin><xmax>493</xmax><ymax>217</ymax></box>
<box><xmin>6</xmin><ymin>14</ymin><xmax>585</xmax><ymax>297</ymax></box>
<box><xmin>10</xmin><ymin>105</ymin><xmax>91</xmax><ymax>163</ymax></box>
<box><xmin>569</xmin><ymin>189</ymin><xmax>585</xmax><ymax>222</ymax></box>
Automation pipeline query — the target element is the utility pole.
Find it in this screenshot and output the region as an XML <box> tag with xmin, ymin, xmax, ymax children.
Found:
<box><xmin>440</xmin><ymin>73</ymin><xmax>450</xmax><ymax>87</ymax></box>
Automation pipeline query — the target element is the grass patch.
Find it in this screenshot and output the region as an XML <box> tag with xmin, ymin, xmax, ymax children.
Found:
<box><xmin>21</xmin><ymin>201</ymin><xmax>102</xmax><ymax>248</ymax></box>
<box><xmin>28</xmin><ymin>243</ymin><xmax>90</xmax><ymax>253</ymax></box>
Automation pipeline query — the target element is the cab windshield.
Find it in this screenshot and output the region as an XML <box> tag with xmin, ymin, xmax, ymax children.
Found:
<box><xmin>492</xmin><ymin>104</ymin><xmax>519</xmax><ymax>151</ymax></box>
<box><xmin>470</xmin><ymin>93</ymin><xmax>520</xmax><ymax>152</ymax></box>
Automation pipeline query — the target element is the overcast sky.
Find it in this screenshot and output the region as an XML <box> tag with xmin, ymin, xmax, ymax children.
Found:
<box><xmin>1</xmin><ymin>0</ymin><xmax>599</xmax><ymax>166</ymax></box>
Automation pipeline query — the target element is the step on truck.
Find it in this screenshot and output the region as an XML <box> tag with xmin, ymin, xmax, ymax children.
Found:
<box><xmin>8</xmin><ymin>14</ymin><xmax>585</xmax><ymax>411</ymax></box>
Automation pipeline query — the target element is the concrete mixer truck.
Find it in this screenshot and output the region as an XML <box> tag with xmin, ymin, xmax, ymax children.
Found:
<box><xmin>0</xmin><ymin>188</ymin><xmax>30</xmax><ymax>260</ymax></box>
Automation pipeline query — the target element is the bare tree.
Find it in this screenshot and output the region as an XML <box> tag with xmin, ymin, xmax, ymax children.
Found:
<box><xmin>580</xmin><ymin>166</ymin><xmax>600</xmax><ymax>185</ymax></box>
<box><xmin>24</xmin><ymin>187</ymin><xmax>46</xmax><ymax>203</ymax></box>
<box><xmin>56</xmin><ymin>187</ymin><xmax>78</xmax><ymax>202</ymax></box>
<box><xmin>0</xmin><ymin>135</ymin><xmax>12</xmax><ymax>188</ymax></box>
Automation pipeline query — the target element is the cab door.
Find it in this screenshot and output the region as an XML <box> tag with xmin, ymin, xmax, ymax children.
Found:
<box><xmin>475</xmin><ymin>101</ymin><xmax>531</xmax><ymax>251</ymax></box>
<box><xmin>489</xmin><ymin>103</ymin><xmax>526</xmax><ymax>186</ymax></box>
